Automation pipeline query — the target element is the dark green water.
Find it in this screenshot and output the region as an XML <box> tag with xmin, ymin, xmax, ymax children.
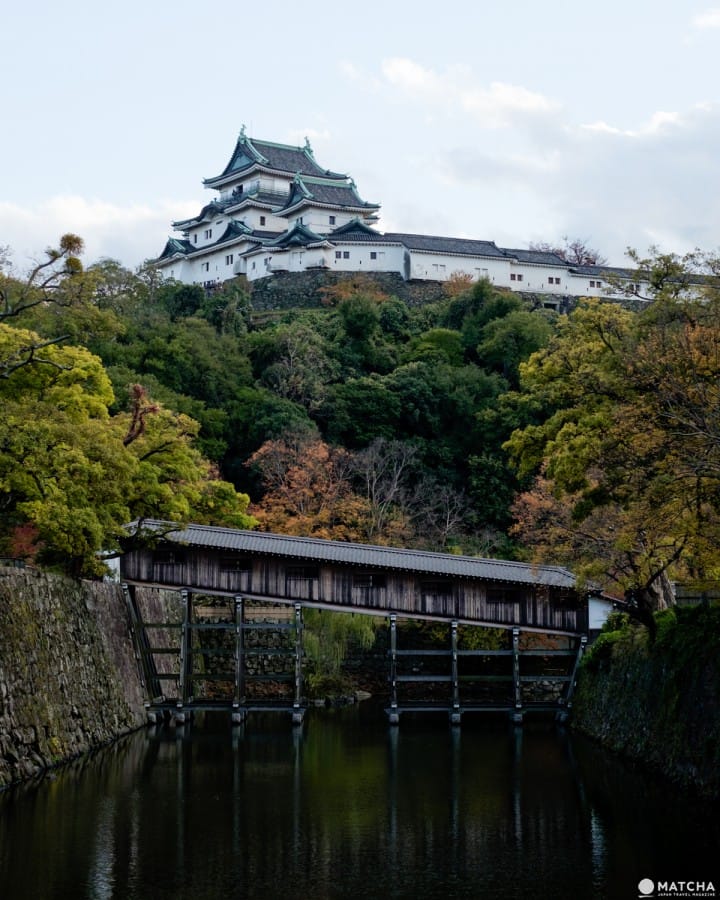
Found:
<box><xmin>0</xmin><ymin>706</ymin><xmax>717</xmax><ymax>900</ymax></box>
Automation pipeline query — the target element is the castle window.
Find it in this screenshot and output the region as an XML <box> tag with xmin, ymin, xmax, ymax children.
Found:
<box><xmin>202</xmin><ymin>262</ymin><xmax>210</xmax><ymax>272</ymax></box>
<box><xmin>370</xmin><ymin>252</ymin><xmax>377</xmax><ymax>260</ymax></box>
<box><xmin>193</xmin><ymin>234</ymin><xmax>197</xmax><ymax>244</ymax></box>
<box><xmin>204</xmin><ymin>229</ymin><xmax>212</xmax><ymax>239</ymax></box>
<box><xmin>329</xmin><ymin>215</ymin><xmax>336</xmax><ymax>225</ymax></box>
<box><xmin>343</xmin><ymin>251</ymin><xmax>350</xmax><ymax>259</ymax></box>
<box><xmin>260</xmin><ymin>216</ymin><xmax>266</xmax><ymax>226</ymax></box>
<box><xmin>510</xmin><ymin>273</ymin><xmax>524</xmax><ymax>282</ymax></box>
<box><xmin>335</xmin><ymin>251</ymin><xmax>342</xmax><ymax>259</ymax></box>
<box><xmin>225</xmin><ymin>254</ymin><xmax>234</xmax><ymax>265</ymax></box>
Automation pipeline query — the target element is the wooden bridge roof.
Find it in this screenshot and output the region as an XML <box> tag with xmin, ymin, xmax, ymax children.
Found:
<box><xmin>133</xmin><ymin>520</ymin><xmax>577</xmax><ymax>590</ymax></box>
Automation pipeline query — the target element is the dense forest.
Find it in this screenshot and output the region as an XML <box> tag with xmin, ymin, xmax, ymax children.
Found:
<box><xmin>2</xmin><ymin>237</ymin><xmax>720</xmax><ymax>633</ymax></box>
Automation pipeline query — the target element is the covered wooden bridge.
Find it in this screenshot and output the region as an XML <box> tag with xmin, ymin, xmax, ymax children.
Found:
<box><xmin>120</xmin><ymin>521</ymin><xmax>588</xmax><ymax>725</ymax></box>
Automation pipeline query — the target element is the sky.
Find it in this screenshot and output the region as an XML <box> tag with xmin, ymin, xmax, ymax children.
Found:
<box><xmin>2</xmin><ymin>0</ymin><xmax>720</xmax><ymax>273</ymax></box>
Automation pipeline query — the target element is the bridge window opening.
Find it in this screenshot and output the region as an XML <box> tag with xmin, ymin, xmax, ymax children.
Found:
<box><xmin>153</xmin><ymin>549</ymin><xmax>185</xmax><ymax>566</ymax></box>
<box><xmin>420</xmin><ymin>580</ymin><xmax>454</xmax><ymax>614</ymax></box>
<box><xmin>286</xmin><ymin>566</ymin><xmax>319</xmax><ymax>580</ymax></box>
<box><xmin>487</xmin><ymin>587</ymin><xmax>523</xmax><ymax>604</ymax></box>
<box><xmin>219</xmin><ymin>556</ymin><xmax>252</xmax><ymax>573</ymax></box>
<box><xmin>285</xmin><ymin>565</ymin><xmax>319</xmax><ymax>601</ymax></box>
<box><xmin>421</xmin><ymin>580</ymin><xmax>452</xmax><ymax>595</ymax></box>
<box><xmin>353</xmin><ymin>573</ymin><xmax>387</xmax><ymax>589</ymax></box>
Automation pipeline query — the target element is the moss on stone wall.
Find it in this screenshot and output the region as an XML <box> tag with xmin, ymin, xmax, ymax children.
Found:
<box><xmin>571</xmin><ymin>605</ymin><xmax>720</xmax><ymax>798</ymax></box>
<box><xmin>0</xmin><ymin>568</ymin><xmax>146</xmax><ymax>788</ymax></box>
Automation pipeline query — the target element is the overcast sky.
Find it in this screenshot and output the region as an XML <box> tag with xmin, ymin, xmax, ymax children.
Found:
<box><xmin>2</xmin><ymin>0</ymin><xmax>719</xmax><ymax>272</ymax></box>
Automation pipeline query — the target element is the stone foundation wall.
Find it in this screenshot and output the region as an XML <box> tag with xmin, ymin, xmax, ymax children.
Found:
<box><xmin>0</xmin><ymin>568</ymin><xmax>145</xmax><ymax>788</ymax></box>
<box><xmin>570</xmin><ymin>607</ymin><xmax>720</xmax><ymax>798</ymax></box>
<box><xmin>247</xmin><ymin>270</ymin><xmax>447</xmax><ymax>311</ymax></box>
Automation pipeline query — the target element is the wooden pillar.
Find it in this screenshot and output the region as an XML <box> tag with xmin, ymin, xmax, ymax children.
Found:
<box><xmin>450</xmin><ymin>620</ymin><xmax>461</xmax><ymax>726</ymax></box>
<box><xmin>122</xmin><ymin>583</ymin><xmax>161</xmax><ymax>715</ymax></box>
<box><xmin>388</xmin><ymin>614</ymin><xmax>399</xmax><ymax>725</ymax></box>
<box><xmin>512</xmin><ymin>627</ymin><xmax>523</xmax><ymax>724</ymax></box>
<box><xmin>292</xmin><ymin>603</ymin><xmax>305</xmax><ymax>725</ymax></box>
<box><xmin>122</xmin><ymin>583</ymin><xmax>146</xmax><ymax>693</ymax></box>
<box><xmin>232</xmin><ymin>595</ymin><xmax>246</xmax><ymax>724</ymax></box>
<box><xmin>177</xmin><ymin>589</ymin><xmax>191</xmax><ymax>721</ymax></box>
<box><xmin>562</xmin><ymin>634</ymin><xmax>588</xmax><ymax>718</ymax></box>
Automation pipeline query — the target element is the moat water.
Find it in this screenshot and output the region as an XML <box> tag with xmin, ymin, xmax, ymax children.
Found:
<box><xmin>0</xmin><ymin>704</ymin><xmax>717</xmax><ymax>900</ymax></box>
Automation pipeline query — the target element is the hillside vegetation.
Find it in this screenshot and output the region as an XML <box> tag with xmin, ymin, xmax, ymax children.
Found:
<box><xmin>3</xmin><ymin>239</ymin><xmax>720</xmax><ymax>635</ymax></box>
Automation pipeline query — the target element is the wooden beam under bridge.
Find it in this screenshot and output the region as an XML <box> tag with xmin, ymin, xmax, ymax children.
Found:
<box><xmin>122</xmin><ymin>587</ymin><xmax>587</xmax><ymax>727</ymax></box>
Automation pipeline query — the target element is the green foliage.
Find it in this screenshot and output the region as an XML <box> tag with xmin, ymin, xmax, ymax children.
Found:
<box><xmin>1</xmin><ymin>239</ymin><xmax>571</xmax><ymax>562</ymax></box>
<box><xmin>506</xmin><ymin>258</ymin><xmax>720</xmax><ymax>620</ymax></box>
<box><xmin>303</xmin><ymin>610</ymin><xmax>377</xmax><ymax>681</ymax></box>
<box><xmin>0</xmin><ymin>321</ymin><xmax>255</xmax><ymax>576</ymax></box>
<box><xmin>405</xmin><ymin>328</ymin><xmax>465</xmax><ymax>366</ymax></box>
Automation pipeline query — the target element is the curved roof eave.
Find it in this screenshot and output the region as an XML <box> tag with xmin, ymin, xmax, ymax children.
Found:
<box><xmin>281</xmin><ymin>202</ymin><xmax>379</xmax><ymax>219</ymax></box>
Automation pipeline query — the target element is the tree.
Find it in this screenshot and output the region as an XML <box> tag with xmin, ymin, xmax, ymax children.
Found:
<box><xmin>0</xmin><ymin>234</ymin><xmax>85</xmax><ymax>323</ymax></box>
<box><xmin>476</xmin><ymin>309</ymin><xmax>554</xmax><ymax>387</ymax></box>
<box><xmin>0</xmin><ymin>235</ymin><xmax>94</xmax><ymax>376</ymax></box>
<box><xmin>528</xmin><ymin>236</ymin><xmax>607</xmax><ymax>266</ymax></box>
<box><xmin>505</xmin><ymin>254</ymin><xmax>720</xmax><ymax>634</ymax></box>
<box><xmin>256</xmin><ymin>323</ymin><xmax>337</xmax><ymax>412</ymax></box>
<box><xmin>405</xmin><ymin>328</ymin><xmax>465</xmax><ymax>366</ymax></box>
<box><xmin>351</xmin><ymin>438</ymin><xmax>417</xmax><ymax>542</ymax></box>
<box><xmin>247</xmin><ymin>436</ymin><xmax>371</xmax><ymax>541</ymax></box>
<box><xmin>0</xmin><ymin>324</ymin><xmax>255</xmax><ymax>575</ymax></box>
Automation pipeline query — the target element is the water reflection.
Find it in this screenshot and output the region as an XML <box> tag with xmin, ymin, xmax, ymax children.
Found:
<box><xmin>0</xmin><ymin>707</ymin><xmax>717</xmax><ymax>899</ymax></box>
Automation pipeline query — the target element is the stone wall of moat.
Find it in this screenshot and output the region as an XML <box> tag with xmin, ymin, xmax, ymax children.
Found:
<box><xmin>0</xmin><ymin>567</ymin><xmax>145</xmax><ymax>788</ymax></box>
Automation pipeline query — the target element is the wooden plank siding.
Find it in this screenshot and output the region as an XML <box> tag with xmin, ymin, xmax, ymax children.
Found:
<box><xmin>121</xmin><ymin>545</ymin><xmax>587</xmax><ymax>634</ymax></box>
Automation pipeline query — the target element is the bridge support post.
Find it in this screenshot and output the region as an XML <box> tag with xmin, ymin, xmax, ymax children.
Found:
<box><xmin>292</xmin><ymin>603</ymin><xmax>305</xmax><ymax>725</ymax></box>
<box><xmin>512</xmin><ymin>627</ymin><xmax>523</xmax><ymax>724</ymax></box>
<box><xmin>232</xmin><ymin>595</ymin><xmax>246</xmax><ymax>724</ymax></box>
<box><xmin>122</xmin><ymin>583</ymin><xmax>162</xmax><ymax>717</ymax></box>
<box><xmin>388</xmin><ymin>614</ymin><xmax>399</xmax><ymax>725</ymax></box>
<box><xmin>559</xmin><ymin>634</ymin><xmax>588</xmax><ymax>722</ymax></box>
<box><xmin>450</xmin><ymin>620</ymin><xmax>461</xmax><ymax>726</ymax></box>
<box><xmin>177</xmin><ymin>589</ymin><xmax>191</xmax><ymax>721</ymax></box>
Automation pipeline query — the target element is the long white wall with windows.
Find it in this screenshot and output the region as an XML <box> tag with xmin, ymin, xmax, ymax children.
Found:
<box><xmin>154</xmin><ymin>132</ymin><xmax>643</xmax><ymax>299</ymax></box>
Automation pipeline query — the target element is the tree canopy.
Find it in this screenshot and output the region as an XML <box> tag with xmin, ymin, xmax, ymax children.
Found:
<box><xmin>505</xmin><ymin>250</ymin><xmax>720</xmax><ymax>633</ymax></box>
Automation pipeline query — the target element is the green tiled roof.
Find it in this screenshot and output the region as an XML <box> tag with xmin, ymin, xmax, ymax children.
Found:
<box><xmin>204</xmin><ymin>134</ymin><xmax>347</xmax><ymax>187</ymax></box>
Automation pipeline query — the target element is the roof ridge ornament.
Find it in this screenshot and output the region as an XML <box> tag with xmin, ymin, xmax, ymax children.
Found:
<box><xmin>304</xmin><ymin>136</ymin><xmax>314</xmax><ymax>157</ymax></box>
<box><xmin>239</xmin><ymin>124</ymin><xmax>247</xmax><ymax>139</ymax></box>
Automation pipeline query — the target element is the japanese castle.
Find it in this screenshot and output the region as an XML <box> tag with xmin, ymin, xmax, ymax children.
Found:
<box><xmin>155</xmin><ymin>128</ymin><xmax>633</xmax><ymax>299</ymax></box>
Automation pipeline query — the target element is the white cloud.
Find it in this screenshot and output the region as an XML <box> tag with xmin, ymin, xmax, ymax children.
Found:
<box><xmin>427</xmin><ymin>100</ymin><xmax>720</xmax><ymax>263</ymax></box>
<box><xmin>692</xmin><ymin>8</ymin><xmax>720</xmax><ymax>27</ymax></box>
<box><xmin>286</xmin><ymin>128</ymin><xmax>332</xmax><ymax>147</ymax></box>
<box><xmin>378</xmin><ymin>57</ymin><xmax>559</xmax><ymax>127</ymax></box>
<box><xmin>581</xmin><ymin>110</ymin><xmax>682</xmax><ymax>137</ymax></box>
<box><xmin>0</xmin><ymin>196</ymin><xmax>197</xmax><ymax>271</ymax></box>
